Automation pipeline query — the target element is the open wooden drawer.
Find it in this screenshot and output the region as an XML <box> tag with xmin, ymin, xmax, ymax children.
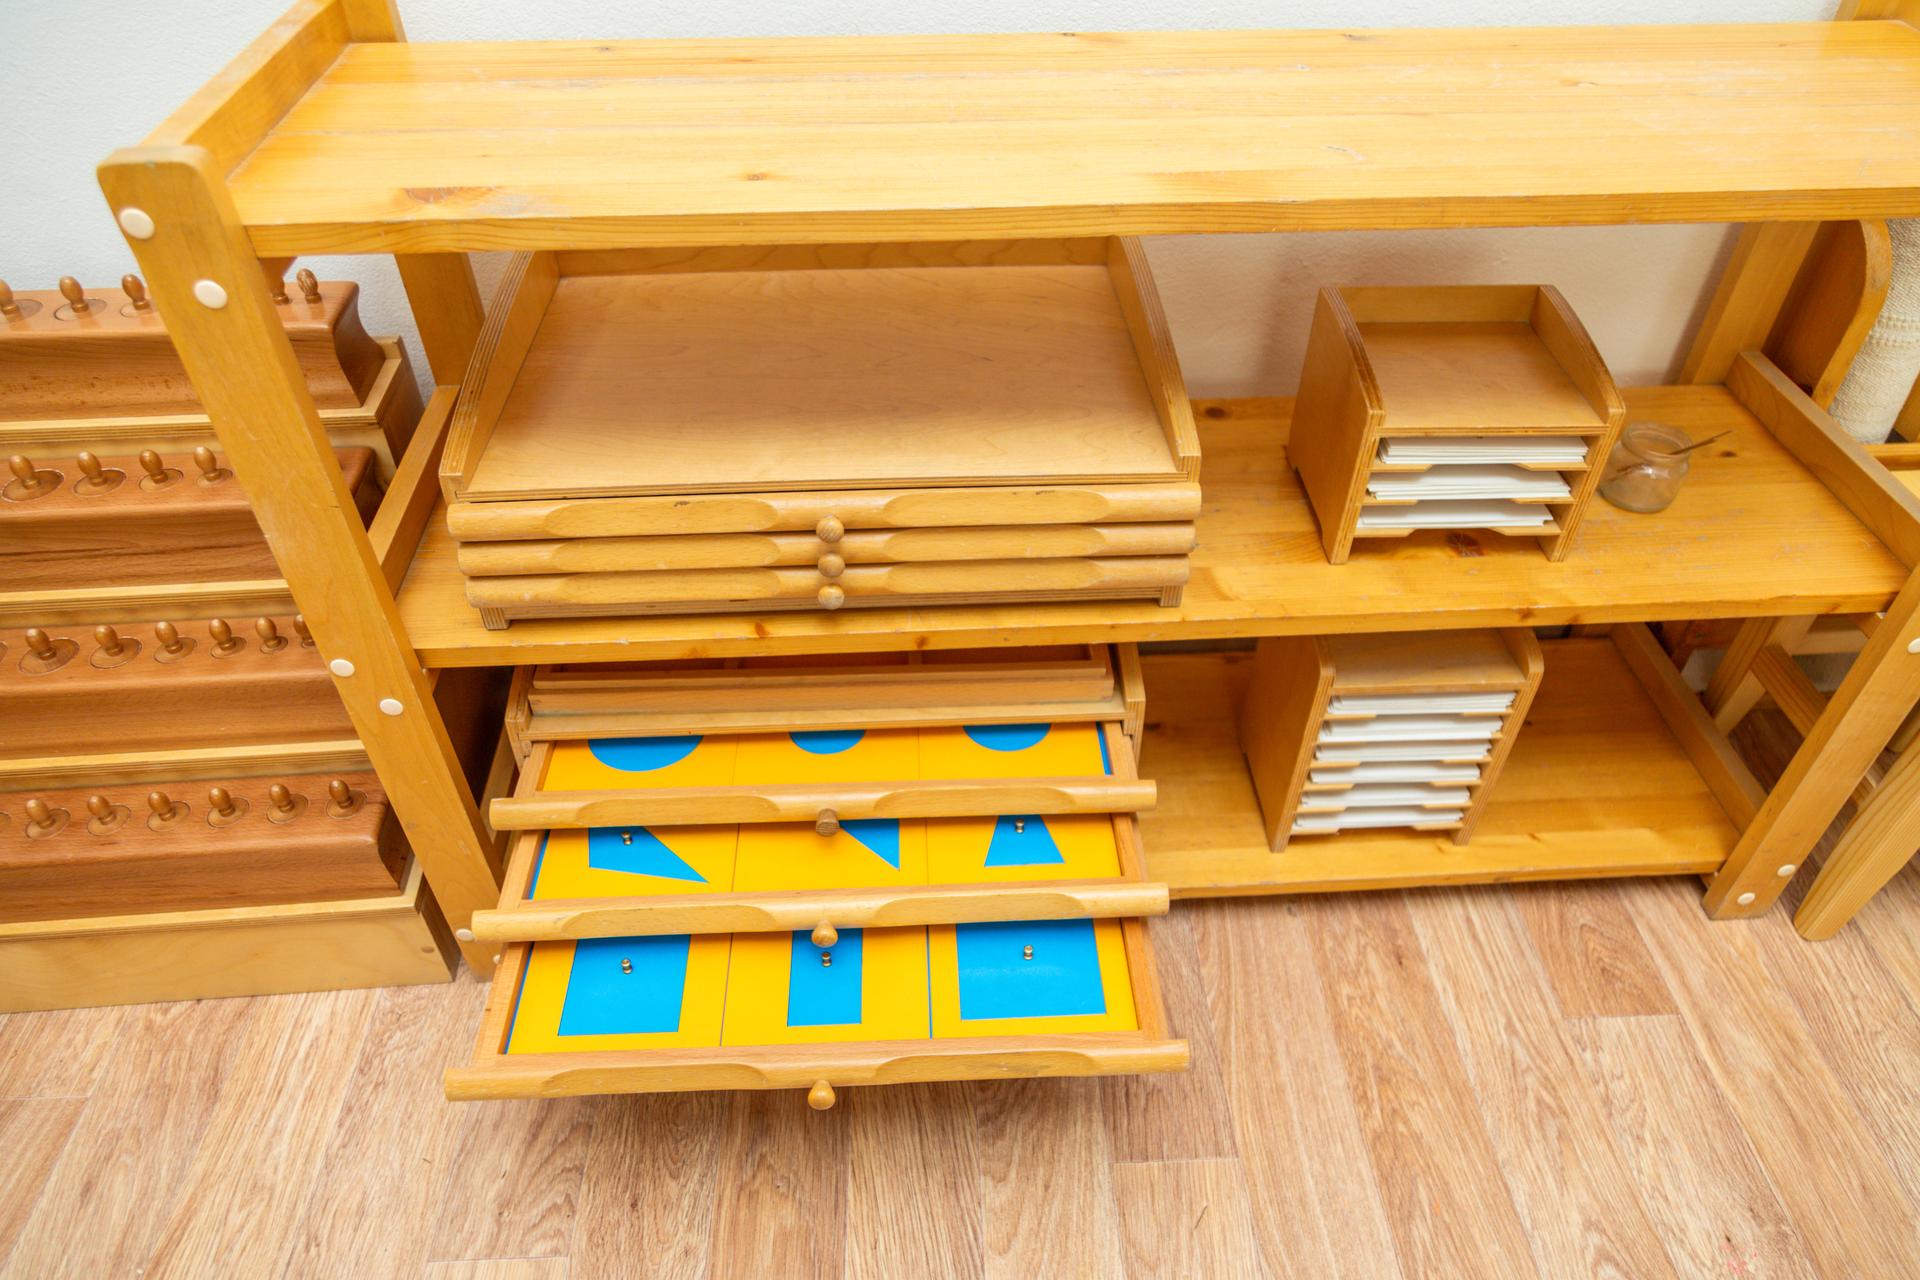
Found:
<box><xmin>447</xmin><ymin>912</ymin><xmax>1184</xmax><ymax>1106</ymax></box>
<box><xmin>476</xmin><ymin>719</ymin><xmax>1165</xmax><ymax>940</ymax></box>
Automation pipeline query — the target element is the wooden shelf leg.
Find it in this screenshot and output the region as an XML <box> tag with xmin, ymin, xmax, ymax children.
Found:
<box><xmin>1678</xmin><ymin>222</ymin><xmax>1817</xmax><ymax>386</ymax></box>
<box><xmin>1794</xmin><ymin>740</ymin><xmax>1920</xmax><ymax>938</ymax></box>
<box><xmin>1704</xmin><ymin>615</ymin><xmax>1814</xmax><ymax>733</ymax></box>
<box><xmin>99</xmin><ymin>145</ymin><xmax>504</xmax><ymax>975</ymax></box>
<box><xmin>396</xmin><ymin>254</ymin><xmax>485</xmax><ymax>384</ymax></box>
<box><xmin>1703</xmin><ymin>570</ymin><xmax>1920</xmax><ymax>920</ymax></box>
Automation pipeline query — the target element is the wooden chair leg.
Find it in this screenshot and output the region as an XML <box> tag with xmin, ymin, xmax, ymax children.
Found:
<box><xmin>1795</xmin><ymin>740</ymin><xmax>1920</xmax><ymax>938</ymax></box>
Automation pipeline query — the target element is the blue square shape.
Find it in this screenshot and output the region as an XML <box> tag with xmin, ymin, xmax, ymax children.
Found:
<box><xmin>954</xmin><ymin>918</ymin><xmax>1106</xmax><ymax>1021</ymax></box>
<box><xmin>557</xmin><ymin>935</ymin><xmax>690</xmax><ymax>1036</ymax></box>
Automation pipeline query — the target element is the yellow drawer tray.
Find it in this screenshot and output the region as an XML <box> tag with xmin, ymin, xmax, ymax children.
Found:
<box><xmin>473</xmin><ymin>720</ymin><xmax>1166</xmax><ymax>942</ymax></box>
<box><xmin>446</xmin><ymin>913</ymin><xmax>1186</xmax><ymax>1105</ymax></box>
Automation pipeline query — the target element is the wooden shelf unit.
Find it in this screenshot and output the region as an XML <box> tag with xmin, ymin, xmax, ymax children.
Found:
<box><xmin>101</xmin><ymin>0</ymin><xmax>1920</xmax><ymax>998</ymax></box>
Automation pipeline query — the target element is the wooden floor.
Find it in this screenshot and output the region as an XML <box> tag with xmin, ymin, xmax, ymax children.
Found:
<box><xmin>5</xmin><ymin>719</ymin><xmax>1920</xmax><ymax>1278</ymax></box>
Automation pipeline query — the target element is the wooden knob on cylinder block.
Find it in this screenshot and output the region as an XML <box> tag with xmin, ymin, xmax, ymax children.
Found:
<box><xmin>0</xmin><ymin>280</ymin><xmax>17</xmax><ymax>318</ymax></box>
<box><xmin>193</xmin><ymin>446</ymin><xmax>230</xmax><ymax>484</ymax></box>
<box><xmin>254</xmin><ymin>617</ymin><xmax>286</xmax><ymax>652</ymax></box>
<box><xmin>25</xmin><ymin>628</ymin><xmax>55</xmax><ymax>660</ymax></box>
<box><xmin>153</xmin><ymin>620</ymin><xmax>192</xmax><ymax>661</ymax></box>
<box><xmin>84</xmin><ymin>793</ymin><xmax>130</xmax><ymax>834</ymax></box>
<box><xmin>6</xmin><ymin>454</ymin><xmax>58</xmax><ymax>499</ymax></box>
<box><xmin>74</xmin><ymin>450</ymin><xmax>123</xmax><ymax>494</ymax></box>
<box><xmin>811</xmin><ymin>921</ymin><xmax>838</xmax><ymax>949</ymax></box>
<box><xmin>24</xmin><ymin>798</ymin><xmax>67</xmax><ymax>838</ymax></box>
<box><xmin>296</xmin><ymin>268</ymin><xmax>321</xmax><ymax>304</ymax></box>
<box><xmin>817</xmin><ymin>584</ymin><xmax>845</xmax><ymax>610</ymax></box>
<box><xmin>146</xmin><ymin>790</ymin><xmax>186</xmax><ymax>830</ymax></box>
<box><xmin>208</xmin><ymin>617</ymin><xmax>243</xmax><ymax>656</ymax></box>
<box><xmin>267</xmin><ymin>783</ymin><xmax>306</xmax><ymax>823</ymax></box>
<box><xmin>807</xmin><ymin>1081</ymin><xmax>836</xmax><ymax>1111</ymax></box>
<box><xmin>91</xmin><ymin>624</ymin><xmax>138</xmax><ymax>667</ymax></box>
<box><xmin>58</xmin><ymin>276</ymin><xmax>94</xmax><ymax>318</ymax></box>
<box><xmin>122</xmin><ymin>274</ymin><xmax>152</xmax><ymax>312</ymax></box>
<box><xmin>814</xmin><ymin>808</ymin><xmax>840</xmax><ymax>837</ymax></box>
<box><xmin>325</xmin><ymin>778</ymin><xmax>364</xmax><ymax>818</ymax></box>
<box><xmin>817</xmin><ymin>553</ymin><xmax>845</xmax><ymax>579</ymax></box>
<box><xmin>138</xmin><ymin>449</ymin><xmax>181</xmax><ymax>489</ymax></box>
<box><xmin>267</xmin><ymin>268</ymin><xmax>289</xmax><ymax>304</ymax></box>
<box><xmin>207</xmin><ymin>785</ymin><xmax>248</xmax><ymax>826</ymax></box>
<box><xmin>20</xmin><ymin>627</ymin><xmax>75</xmax><ymax>673</ymax></box>
<box><xmin>815</xmin><ymin>515</ymin><xmax>844</xmax><ymax>544</ymax></box>
<box><xmin>292</xmin><ymin>614</ymin><xmax>314</xmax><ymax>647</ymax></box>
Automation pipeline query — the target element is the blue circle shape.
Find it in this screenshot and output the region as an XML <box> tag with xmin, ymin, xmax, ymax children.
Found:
<box><xmin>963</xmin><ymin>723</ymin><xmax>1050</xmax><ymax>752</ymax></box>
<box><xmin>790</xmin><ymin>729</ymin><xmax>865</xmax><ymax>754</ymax></box>
<box><xmin>588</xmin><ymin>735</ymin><xmax>702</xmax><ymax>772</ymax></box>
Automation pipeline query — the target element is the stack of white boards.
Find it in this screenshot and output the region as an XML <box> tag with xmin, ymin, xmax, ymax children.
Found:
<box><xmin>1294</xmin><ymin>688</ymin><xmax>1517</xmax><ymax>835</ymax></box>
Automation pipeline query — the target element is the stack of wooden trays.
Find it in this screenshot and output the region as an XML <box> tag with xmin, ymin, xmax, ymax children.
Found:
<box><xmin>437</xmin><ymin>239</ymin><xmax>1202</xmax><ymax>628</ymax></box>
<box><xmin>448</xmin><ymin>644</ymin><xmax>1187</xmax><ymax>1106</ymax></box>
<box><xmin>0</xmin><ymin>275</ymin><xmax>456</xmax><ymax>1010</ymax></box>
<box><xmin>1290</xmin><ymin>284</ymin><xmax>1626</xmax><ymax>563</ymax></box>
<box><xmin>1238</xmin><ymin>629</ymin><xmax>1545</xmax><ymax>849</ymax></box>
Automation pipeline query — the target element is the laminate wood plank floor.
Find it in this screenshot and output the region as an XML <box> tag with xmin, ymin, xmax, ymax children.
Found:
<box><xmin>4</xmin><ymin>715</ymin><xmax>1918</xmax><ymax>1278</ymax></box>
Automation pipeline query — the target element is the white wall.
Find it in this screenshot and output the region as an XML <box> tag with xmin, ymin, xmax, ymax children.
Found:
<box><xmin>1</xmin><ymin>0</ymin><xmax>1836</xmax><ymax>398</ymax></box>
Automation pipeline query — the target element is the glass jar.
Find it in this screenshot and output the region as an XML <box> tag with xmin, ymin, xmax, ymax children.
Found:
<box><xmin>1599</xmin><ymin>421</ymin><xmax>1692</xmax><ymax>514</ymax></box>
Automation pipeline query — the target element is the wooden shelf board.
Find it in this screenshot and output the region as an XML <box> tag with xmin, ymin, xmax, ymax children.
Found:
<box><xmin>222</xmin><ymin>23</ymin><xmax>1920</xmax><ymax>254</ymax></box>
<box><xmin>465</xmin><ymin>266</ymin><xmax>1179</xmax><ymax>501</ymax></box>
<box><xmin>1138</xmin><ymin>644</ymin><xmax>1735</xmax><ymax>897</ymax></box>
<box><xmin>395</xmin><ymin>387</ymin><xmax>1909</xmax><ymax>667</ymax></box>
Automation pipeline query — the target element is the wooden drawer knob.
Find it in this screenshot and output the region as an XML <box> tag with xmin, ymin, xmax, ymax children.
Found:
<box><xmin>811</xmin><ymin>921</ymin><xmax>838</xmax><ymax>949</ymax></box>
<box><xmin>815</xmin><ymin>515</ymin><xmax>844</xmax><ymax>543</ymax></box>
<box><xmin>817</xmin><ymin>584</ymin><xmax>845</xmax><ymax>610</ymax></box>
<box><xmin>817</xmin><ymin>553</ymin><xmax>845</xmax><ymax>579</ymax></box>
<box><xmin>807</xmin><ymin>1080</ymin><xmax>837</xmax><ymax>1111</ymax></box>
<box><xmin>815</xmin><ymin>808</ymin><xmax>840</xmax><ymax>837</ymax></box>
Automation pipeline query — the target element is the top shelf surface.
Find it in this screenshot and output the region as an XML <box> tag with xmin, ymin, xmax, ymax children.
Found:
<box><xmin>221</xmin><ymin>21</ymin><xmax>1920</xmax><ymax>254</ymax></box>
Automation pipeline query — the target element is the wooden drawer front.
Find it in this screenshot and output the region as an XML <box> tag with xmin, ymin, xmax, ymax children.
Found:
<box><xmin>446</xmin><ymin>480</ymin><xmax>1202</xmax><ymax>541</ymax></box>
<box><xmin>0</xmin><ymin>772</ymin><xmax>406</xmax><ymax>923</ymax></box>
<box><xmin>491</xmin><ymin>721</ymin><xmax>1147</xmax><ymax>833</ymax></box>
<box><xmin>456</xmin><ymin>522</ymin><xmax>1196</xmax><ymax>575</ymax></box>
<box><xmin>474</xmin><ymin>721</ymin><xmax>1167</xmax><ymax>942</ymax></box>
<box><xmin>446</xmin><ymin>912</ymin><xmax>1184</xmax><ymax>1102</ymax></box>
<box><xmin>465</xmin><ymin>555</ymin><xmax>1190</xmax><ymax>622</ymax></box>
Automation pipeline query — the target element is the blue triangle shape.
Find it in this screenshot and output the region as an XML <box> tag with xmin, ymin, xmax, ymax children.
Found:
<box><xmin>840</xmin><ymin>818</ymin><xmax>901</xmax><ymax>869</ymax></box>
<box><xmin>587</xmin><ymin>826</ymin><xmax>707</xmax><ymax>883</ymax></box>
<box><xmin>985</xmin><ymin>815</ymin><xmax>1065</xmax><ymax>866</ymax></box>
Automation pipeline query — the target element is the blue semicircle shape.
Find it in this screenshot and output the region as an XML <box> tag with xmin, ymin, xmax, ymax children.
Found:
<box><xmin>963</xmin><ymin>723</ymin><xmax>1050</xmax><ymax>753</ymax></box>
<box><xmin>588</xmin><ymin>735</ymin><xmax>702</xmax><ymax>772</ymax></box>
<box><xmin>790</xmin><ymin>729</ymin><xmax>865</xmax><ymax>755</ymax></box>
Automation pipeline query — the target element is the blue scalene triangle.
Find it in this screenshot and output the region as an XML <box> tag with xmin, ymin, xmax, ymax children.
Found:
<box><xmin>841</xmin><ymin>818</ymin><xmax>901</xmax><ymax>869</ymax></box>
<box><xmin>984</xmin><ymin>815</ymin><xmax>1065</xmax><ymax>867</ymax></box>
<box><xmin>587</xmin><ymin>826</ymin><xmax>707</xmax><ymax>883</ymax></box>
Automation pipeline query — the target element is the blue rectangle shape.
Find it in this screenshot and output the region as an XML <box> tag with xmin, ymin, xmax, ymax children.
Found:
<box><xmin>787</xmin><ymin>928</ymin><xmax>864</xmax><ymax>1026</ymax></box>
<box><xmin>557</xmin><ymin>934</ymin><xmax>690</xmax><ymax>1036</ymax></box>
<box><xmin>955</xmin><ymin>918</ymin><xmax>1106</xmax><ymax>1021</ymax></box>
